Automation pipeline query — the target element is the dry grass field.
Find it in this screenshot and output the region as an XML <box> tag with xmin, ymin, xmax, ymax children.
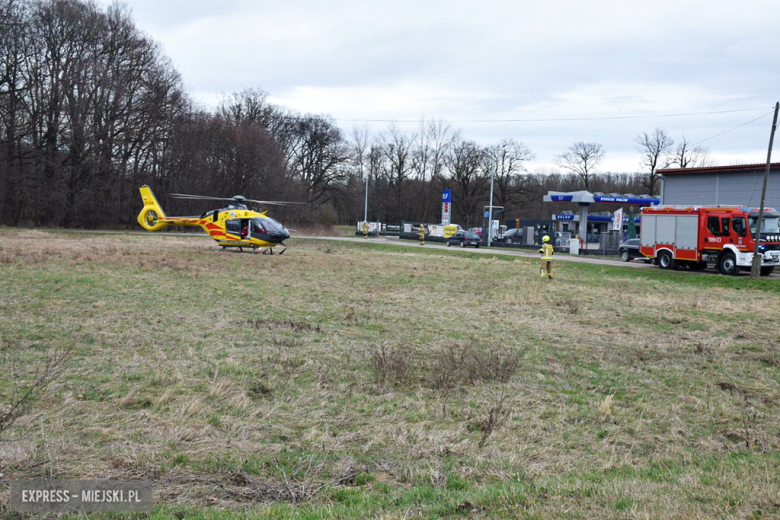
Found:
<box><xmin>1</xmin><ymin>229</ymin><xmax>779</xmax><ymax>519</ymax></box>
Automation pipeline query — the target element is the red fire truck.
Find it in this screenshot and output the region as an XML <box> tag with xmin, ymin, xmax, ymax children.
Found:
<box><xmin>639</xmin><ymin>205</ymin><xmax>780</xmax><ymax>276</ymax></box>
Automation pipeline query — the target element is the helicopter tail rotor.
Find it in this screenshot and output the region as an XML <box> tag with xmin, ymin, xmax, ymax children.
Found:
<box><xmin>138</xmin><ymin>186</ymin><xmax>170</xmax><ymax>232</ymax></box>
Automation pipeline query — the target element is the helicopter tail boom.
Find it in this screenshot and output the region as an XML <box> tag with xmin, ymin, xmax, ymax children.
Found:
<box><xmin>137</xmin><ymin>185</ymin><xmax>170</xmax><ymax>231</ymax></box>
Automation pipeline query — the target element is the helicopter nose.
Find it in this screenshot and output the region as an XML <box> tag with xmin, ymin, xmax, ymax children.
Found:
<box><xmin>269</xmin><ymin>230</ymin><xmax>290</xmax><ymax>242</ymax></box>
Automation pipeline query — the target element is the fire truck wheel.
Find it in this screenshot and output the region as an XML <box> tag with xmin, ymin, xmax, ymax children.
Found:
<box><xmin>689</xmin><ymin>261</ymin><xmax>708</xmax><ymax>271</ymax></box>
<box><xmin>658</xmin><ymin>251</ymin><xmax>675</xmax><ymax>270</ymax></box>
<box><xmin>717</xmin><ymin>253</ymin><xmax>738</xmax><ymax>275</ymax></box>
<box><xmin>760</xmin><ymin>266</ymin><xmax>775</xmax><ymax>276</ymax></box>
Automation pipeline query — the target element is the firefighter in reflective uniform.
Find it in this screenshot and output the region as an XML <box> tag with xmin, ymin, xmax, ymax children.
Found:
<box><xmin>418</xmin><ymin>224</ymin><xmax>426</xmax><ymax>245</ymax></box>
<box><xmin>539</xmin><ymin>235</ymin><xmax>554</xmax><ymax>279</ymax></box>
<box><xmin>362</xmin><ymin>221</ymin><xmax>369</xmax><ymax>239</ymax></box>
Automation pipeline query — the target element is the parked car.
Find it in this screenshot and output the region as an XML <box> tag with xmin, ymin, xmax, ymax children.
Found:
<box><xmin>448</xmin><ymin>231</ymin><xmax>481</xmax><ymax>248</ymax></box>
<box><xmin>619</xmin><ymin>238</ymin><xmax>650</xmax><ymax>262</ymax></box>
<box><xmin>497</xmin><ymin>227</ymin><xmax>523</xmax><ymax>244</ymax></box>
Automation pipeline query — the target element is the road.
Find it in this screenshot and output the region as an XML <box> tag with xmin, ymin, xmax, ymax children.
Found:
<box><xmin>303</xmin><ymin>235</ymin><xmax>654</xmax><ymax>268</ymax></box>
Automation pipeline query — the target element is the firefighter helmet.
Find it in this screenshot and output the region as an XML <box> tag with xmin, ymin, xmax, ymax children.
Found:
<box><xmin>542</xmin><ymin>235</ymin><xmax>550</xmax><ymax>243</ymax></box>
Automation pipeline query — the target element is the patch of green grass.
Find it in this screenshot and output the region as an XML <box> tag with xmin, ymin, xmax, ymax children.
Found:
<box><xmin>615</xmin><ymin>496</ymin><xmax>634</xmax><ymax>511</ymax></box>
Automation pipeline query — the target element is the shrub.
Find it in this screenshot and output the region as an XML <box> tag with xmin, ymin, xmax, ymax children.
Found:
<box><xmin>370</xmin><ymin>342</ymin><xmax>520</xmax><ymax>390</ymax></box>
<box><xmin>370</xmin><ymin>346</ymin><xmax>412</xmax><ymax>386</ymax></box>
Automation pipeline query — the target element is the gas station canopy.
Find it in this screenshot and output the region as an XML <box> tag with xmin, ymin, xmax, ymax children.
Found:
<box><xmin>543</xmin><ymin>190</ymin><xmax>659</xmax><ymax>240</ymax></box>
<box><xmin>543</xmin><ymin>190</ymin><xmax>660</xmax><ymax>206</ymax></box>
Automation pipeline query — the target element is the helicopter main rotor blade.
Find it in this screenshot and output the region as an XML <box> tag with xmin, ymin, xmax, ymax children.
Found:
<box><xmin>170</xmin><ymin>194</ymin><xmax>235</xmax><ymax>201</ymax></box>
<box><xmin>244</xmin><ymin>199</ymin><xmax>308</xmax><ymax>206</ymax></box>
<box><xmin>170</xmin><ymin>193</ymin><xmax>307</xmax><ymax>206</ymax></box>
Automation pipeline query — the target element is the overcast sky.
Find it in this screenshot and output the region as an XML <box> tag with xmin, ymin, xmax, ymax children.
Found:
<box><xmin>111</xmin><ymin>0</ymin><xmax>780</xmax><ymax>173</ymax></box>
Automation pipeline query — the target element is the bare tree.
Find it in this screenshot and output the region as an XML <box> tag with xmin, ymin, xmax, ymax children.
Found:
<box><xmin>670</xmin><ymin>136</ymin><xmax>711</xmax><ymax>169</ymax></box>
<box><xmin>218</xmin><ymin>88</ymin><xmax>274</xmax><ymax>127</ymax></box>
<box><xmin>635</xmin><ymin>128</ymin><xmax>674</xmax><ymax>196</ymax></box>
<box><xmin>446</xmin><ymin>138</ymin><xmax>487</xmax><ymax>226</ymax></box>
<box><xmin>380</xmin><ymin>123</ymin><xmax>416</xmax><ymax>219</ymax></box>
<box><xmin>427</xmin><ymin>119</ymin><xmax>457</xmax><ymax>182</ymax></box>
<box><xmin>412</xmin><ymin>120</ymin><xmax>433</xmax><ymax>183</ymax></box>
<box><xmin>287</xmin><ymin>115</ymin><xmax>350</xmax><ymax>204</ymax></box>
<box><xmin>485</xmin><ymin>139</ymin><xmax>534</xmax><ymax>208</ymax></box>
<box><xmin>0</xmin><ymin>0</ymin><xmax>30</xmax><ymax>224</ymax></box>
<box><xmin>350</xmin><ymin>124</ymin><xmax>370</xmax><ymax>182</ymax></box>
<box><xmin>554</xmin><ymin>142</ymin><xmax>605</xmax><ymax>190</ymax></box>
<box><xmin>349</xmin><ymin>124</ymin><xmax>370</xmax><ymax>219</ymax></box>
<box><xmin>410</xmin><ymin>118</ymin><xmax>456</xmax><ymax>222</ymax></box>
<box><xmin>411</xmin><ymin>118</ymin><xmax>456</xmax><ymax>182</ymax></box>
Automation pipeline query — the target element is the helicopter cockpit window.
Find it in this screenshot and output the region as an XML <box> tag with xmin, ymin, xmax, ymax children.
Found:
<box><xmin>251</xmin><ymin>218</ymin><xmax>267</xmax><ymax>235</ymax></box>
<box><xmin>261</xmin><ymin>217</ymin><xmax>286</xmax><ymax>235</ymax></box>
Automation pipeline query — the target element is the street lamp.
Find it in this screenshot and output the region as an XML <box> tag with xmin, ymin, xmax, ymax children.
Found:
<box><xmin>363</xmin><ymin>172</ymin><xmax>369</xmax><ymax>226</ymax></box>
<box><xmin>487</xmin><ymin>160</ymin><xmax>495</xmax><ymax>247</ymax></box>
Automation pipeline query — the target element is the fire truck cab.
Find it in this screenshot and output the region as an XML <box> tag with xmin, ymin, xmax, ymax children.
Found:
<box><xmin>640</xmin><ymin>205</ymin><xmax>780</xmax><ymax>276</ymax></box>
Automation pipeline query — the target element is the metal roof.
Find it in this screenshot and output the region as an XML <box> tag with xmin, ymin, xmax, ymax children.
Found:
<box><xmin>658</xmin><ymin>162</ymin><xmax>780</xmax><ymax>176</ymax></box>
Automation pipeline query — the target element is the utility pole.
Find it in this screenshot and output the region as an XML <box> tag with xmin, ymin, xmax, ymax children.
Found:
<box><xmin>750</xmin><ymin>102</ymin><xmax>779</xmax><ymax>279</ymax></box>
<box><xmin>487</xmin><ymin>160</ymin><xmax>496</xmax><ymax>247</ymax></box>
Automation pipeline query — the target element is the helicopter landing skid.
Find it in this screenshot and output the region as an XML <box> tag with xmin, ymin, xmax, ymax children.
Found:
<box><xmin>220</xmin><ymin>245</ymin><xmax>259</xmax><ymax>254</ymax></box>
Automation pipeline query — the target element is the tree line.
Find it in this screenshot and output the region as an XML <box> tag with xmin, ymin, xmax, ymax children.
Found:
<box><xmin>0</xmin><ymin>0</ymin><xmax>710</xmax><ymax>229</ymax></box>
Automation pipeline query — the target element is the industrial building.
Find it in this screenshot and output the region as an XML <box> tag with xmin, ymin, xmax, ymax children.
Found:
<box><xmin>659</xmin><ymin>163</ymin><xmax>780</xmax><ymax>208</ymax></box>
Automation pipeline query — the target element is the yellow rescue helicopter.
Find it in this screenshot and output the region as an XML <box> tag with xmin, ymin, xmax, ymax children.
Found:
<box><xmin>137</xmin><ymin>185</ymin><xmax>302</xmax><ymax>254</ymax></box>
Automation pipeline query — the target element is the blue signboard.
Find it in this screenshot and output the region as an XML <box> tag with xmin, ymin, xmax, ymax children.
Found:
<box><xmin>442</xmin><ymin>190</ymin><xmax>452</xmax><ymax>203</ymax></box>
<box><xmin>593</xmin><ymin>195</ymin><xmax>659</xmax><ymax>205</ymax></box>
